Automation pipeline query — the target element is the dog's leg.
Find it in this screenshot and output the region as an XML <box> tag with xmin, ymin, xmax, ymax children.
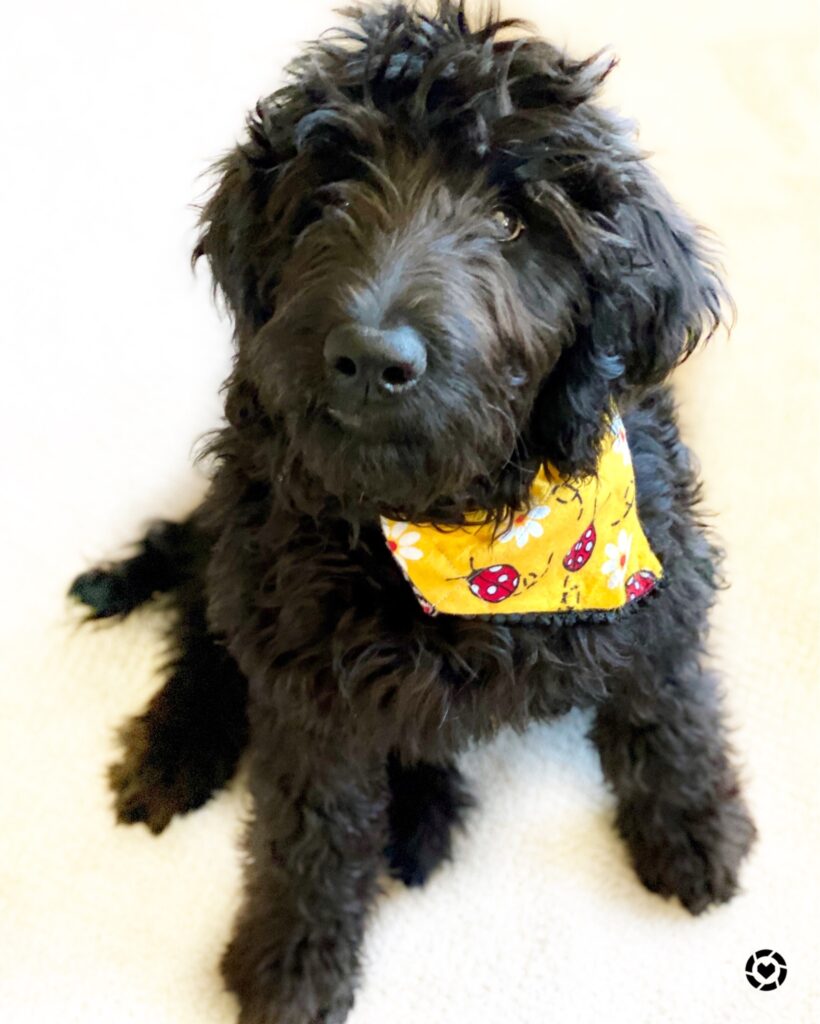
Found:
<box><xmin>222</xmin><ymin>730</ymin><xmax>389</xmax><ymax>1024</ymax></box>
<box><xmin>71</xmin><ymin>516</ymin><xmax>249</xmax><ymax>831</ymax></box>
<box><xmin>384</xmin><ymin>752</ymin><xmax>475</xmax><ymax>887</ymax></box>
<box><xmin>69</xmin><ymin>519</ymin><xmax>199</xmax><ymax>618</ymax></box>
<box><xmin>589</xmin><ymin>660</ymin><xmax>756</xmax><ymax>915</ymax></box>
<box><xmin>109</xmin><ymin>595</ymin><xmax>248</xmax><ymax>834</ymax></box>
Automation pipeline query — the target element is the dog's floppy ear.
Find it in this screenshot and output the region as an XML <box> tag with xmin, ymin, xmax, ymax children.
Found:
<box><xmin>527</xmin><ymin>159</ymin><xmax>729</xmax><ymax>477</ymax></box>
<box><xmin>193</xmin><ymin>148</ymin><xmax>269</xmax><ymax>335</ymax></box>
<box><xmin>591</xmin><ymin>163</ymin><xmax>727</xmax><ymax>388</ymax></box>
<box><xmin>193</xmin><ymin>98</ymin><xmax>312</xmax><ymax>338</ymax></box>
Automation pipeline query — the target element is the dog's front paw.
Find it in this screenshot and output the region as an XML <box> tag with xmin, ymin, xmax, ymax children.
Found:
<box><xmin>618</xmin><ymin>793</ymin><xmax>757</xmax><ymax>915</ymax></box>
<box><xmin>108</xmin><ymin>715</ymin><xmax>231</xmax><ymax>834</ymax></box>
<box><xmin>222</xmin><ymin>911</ymin><xmax>357</xmax><ymax>1024</ymax></box>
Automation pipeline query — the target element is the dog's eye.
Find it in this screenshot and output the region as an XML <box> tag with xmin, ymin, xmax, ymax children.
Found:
<box><xmin>491</xmin><ymin>208</ymin><xmax>525</xmax><ymax>242</ymax></box>
<box><xmin>317</xmin><ymin>186</ymin><xmax>352</xmax><ymax>213</ymax></box>
<box><xmin>331</xmin><ymin>197</ymin><xmax>352</xmax><ymax>213</ymax></box>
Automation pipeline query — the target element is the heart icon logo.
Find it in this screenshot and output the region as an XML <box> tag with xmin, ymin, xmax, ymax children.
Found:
<box><xmin>745</xmin><ymin>950</ymin><xmax>787</xmax><ymax>990</ymax></box>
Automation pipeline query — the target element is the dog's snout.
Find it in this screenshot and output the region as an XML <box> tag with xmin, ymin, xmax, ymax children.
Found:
<box><xmin>324</xmin><ymin>323</ymin><xmax>427</xmax><ymax>398</ymax></box>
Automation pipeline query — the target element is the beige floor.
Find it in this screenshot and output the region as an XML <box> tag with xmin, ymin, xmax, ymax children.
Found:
<box><xmin>1</xmin><ymin>1</ymin><xmax>818</xmax><ymax>1022</ymax></box>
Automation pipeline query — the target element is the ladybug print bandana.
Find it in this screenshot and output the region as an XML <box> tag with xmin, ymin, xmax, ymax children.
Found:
<box><xmin>380</xmin><ymin>411</ymin><xmax>663</xmax><ymax>621</ymax></box>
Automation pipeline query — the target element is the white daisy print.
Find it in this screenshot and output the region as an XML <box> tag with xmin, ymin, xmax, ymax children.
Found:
<box><xmin>382</xmin><ymin>520</ymin><xmax>423</xmax><ymax>569</ymax></box>
<box><xmin>498</xmin><ymin>505</ymin><xmax>550</xmax><ymax>548</ymax></box>
<box><xmin>601</xmin><ymin>529</ymin><xmax>633</xmax><ymax>589</ymax></box>
<box><xmin>611</xmin><ymin>414</ymin><xmax>631</xmax><ymax>466</ymax></box>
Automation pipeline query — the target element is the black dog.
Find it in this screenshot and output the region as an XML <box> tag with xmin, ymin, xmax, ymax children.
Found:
<box><xmin>71</xmin><ymin>4</ymin><xmax>756</xmax><ymax>1022</ymax></box>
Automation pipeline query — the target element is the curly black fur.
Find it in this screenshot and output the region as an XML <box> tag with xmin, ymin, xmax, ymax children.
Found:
<box><xmin>71</xmin><ymin>4</ymin><xmax>755</xmax><ymax>1022</ymax></box>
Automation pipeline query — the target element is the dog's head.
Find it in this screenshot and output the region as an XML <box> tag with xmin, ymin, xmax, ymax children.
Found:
<box><xmin>195</xmin><ymin>2</ymin><xmax>727</xmax><ymax>522</ymax></box>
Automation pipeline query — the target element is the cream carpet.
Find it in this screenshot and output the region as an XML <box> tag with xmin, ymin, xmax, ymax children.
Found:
<box><xmin>1</xmin><ymin>1</ymin><xmax>818</xmax><ymax>1021</ymax></box>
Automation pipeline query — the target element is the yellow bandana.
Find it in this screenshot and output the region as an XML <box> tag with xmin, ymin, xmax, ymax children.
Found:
<box><xmin>381</xmin><ymin>412</ymin><xmax>663</xmax><ymax>621</ymax></box>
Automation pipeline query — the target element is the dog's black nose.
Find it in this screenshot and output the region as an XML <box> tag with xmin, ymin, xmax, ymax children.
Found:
<box><xmin>324</xmin><ymin>323</ymin><xmax>427</xmax><ymax>398</ymax></box>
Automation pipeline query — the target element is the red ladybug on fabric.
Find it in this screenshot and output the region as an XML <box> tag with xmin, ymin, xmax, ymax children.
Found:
<box><xmin>467</xmin><ymin>564</ymin><xmax>520</xmax><ymax>603</ymax></box>
<box><xmin>625</xmin><ymin>569</ymin><xmax>657</xmax><ymax>602</ymax></box>
<box><xmin>563</xmin><ymin>524</ymin><xmax>596</xmax><ymax>572</ymax></box>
